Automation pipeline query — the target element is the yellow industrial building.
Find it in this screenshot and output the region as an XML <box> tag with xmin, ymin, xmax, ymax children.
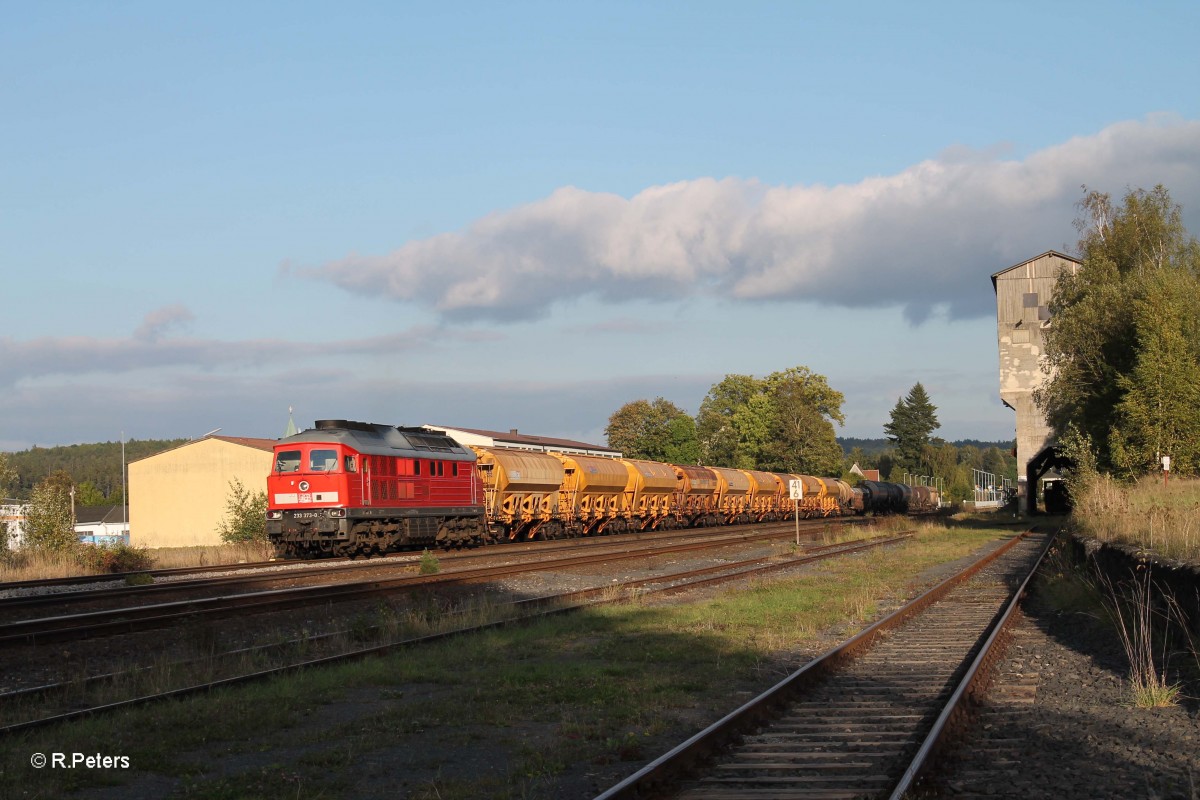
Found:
<box><xmin>129</xmin><ymin>435</ymin><xmax>276</xmax><ymax>548</ymax></box>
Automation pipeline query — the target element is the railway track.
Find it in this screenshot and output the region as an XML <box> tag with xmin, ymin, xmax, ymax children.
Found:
<box><xmin>0</xmin><ymin>519</ymin><xmax>868</xmax><ymax>645</ymax></box>
<box><xmin>594</xmin><ymin>528</ymin><xmax>1052</xmax><ymax>800</ymax></box>
<box><xmin>0</xmin><ymin>532</ymin><xmax>913</xmax><ymax>736</ymax></box>
<box><xmin>0</xmin><ymin>517</ymin><xmax>865</xmax><ymax>607</ymax></box>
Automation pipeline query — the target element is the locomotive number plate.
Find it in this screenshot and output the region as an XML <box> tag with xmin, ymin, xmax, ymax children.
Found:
<box><xmin>292</xmin><ymin>511</ymin><xmax>320</xmax><ymax>519</ymax></box>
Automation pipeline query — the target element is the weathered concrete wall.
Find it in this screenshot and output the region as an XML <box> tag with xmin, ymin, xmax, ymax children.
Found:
<box><xmin>994</xmin><ymin>252</ymin><xmax>1080</xmax><ymax>502</ymax></box>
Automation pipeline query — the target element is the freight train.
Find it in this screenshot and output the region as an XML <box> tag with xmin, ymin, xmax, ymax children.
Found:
<box><xmin>265</xmin><ymin>420</ymin><xmax>940</xmax><ymax>559</ymax></box>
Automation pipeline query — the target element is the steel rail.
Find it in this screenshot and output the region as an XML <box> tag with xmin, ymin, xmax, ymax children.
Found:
<box><xmin>592</xmin><ymin>529</ymin><xmax>1044</xmax><ymax>800</ymax></box>
<box><xmin>0</xmin><ymin>532</ymin><xmax>913</xmax><ymax>736</ymax></box>
<box><xmin>887</xmin><ymin>529</ymin><xmax>1055</xmax><ymax>799</ymax></box>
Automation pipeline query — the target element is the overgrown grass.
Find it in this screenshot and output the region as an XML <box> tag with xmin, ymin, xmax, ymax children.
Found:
<box><xmin>1070</xmin><ymin>475</ymin><xmax>1200</xmax><ymax>563</ymax></box>
<box><xmin>0</xmin><ymin>540</ymin><xmax>274</xmax><ymax>583</ymax></box>
<box><xmin>0</xmin><ymin>521</ymin><xmax>1006</xmax><ymax>799</ymax></box>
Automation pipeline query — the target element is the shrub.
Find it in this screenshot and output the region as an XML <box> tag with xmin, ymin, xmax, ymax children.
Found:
<box><xmin>217</xmin><ymin>478</ymin><xmax>269</xmax><ymax>544</ymax></box>
<box><xmin>76</xmin><ymin>542</ymin><xmax>154</xmax><ymax>574</ymax></box>
<box><xmin>418</xmin><ymin>549</ymin><xmax>440</xmax><ymax>575</ymax></box>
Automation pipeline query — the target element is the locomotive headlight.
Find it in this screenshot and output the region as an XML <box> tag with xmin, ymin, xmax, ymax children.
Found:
<box><xmin>266</xmin><ymin>510</ymin><xmax>283</xmax><ymax>520</ymax></box>
<box><xmin>329</xmin><ymin>508</ymin><xmax>346</xmax><ymax>518</ymax></box>
<box><xmin>298</xmin><ymin>481</ymin><xmax>310</xmax><ymax>492</ymax></box>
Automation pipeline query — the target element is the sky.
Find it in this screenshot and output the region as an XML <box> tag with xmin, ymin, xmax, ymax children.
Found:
<box><xmin>3</xmin><ymin>1</ymin><xmax>1199</xmax><ymax>452</ymax></box>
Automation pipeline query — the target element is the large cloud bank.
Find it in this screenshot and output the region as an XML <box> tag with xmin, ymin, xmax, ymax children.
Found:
<box><xmin>305</xmin><ymin>116</ymin><xmax>1200</xmax><ymax>323</ymax></box>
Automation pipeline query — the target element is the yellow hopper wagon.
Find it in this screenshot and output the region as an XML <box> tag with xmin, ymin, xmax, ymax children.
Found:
<box><xmin>741</xmin><ymin>469</ymin><xmax>783</xmax><ymax>521</ymax></box>
<box><xmin>471</xmin><ymin>447</ymin><xmax>564</xmax><ymax>541</ymax></box>
<box><xmin>551</xmin><ymin>452</ymin><xmax>631</xmax><ymax>536</ymax></box>
<box><xmin>620</xmin><ymin>458</ymin><xmax>680</xmax><ymax>531</ymax></box>
<box><xmin>672</xmin><ymin>465</ymin><xmax>721</xmax><ymax>527</ymax></box>
<box><xmin>709</xmin><ymin>467</ymin><xmax>752</xmax><ymax>524</ymax></box>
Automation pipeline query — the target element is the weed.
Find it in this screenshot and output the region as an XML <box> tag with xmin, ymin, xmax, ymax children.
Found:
<box><xmin>124</xmin><ymin>572</ymin><xmax>154</xmax><ymax>586</ymax></box>
<box><xmin>1098</xmin><ymin>566</ymin><xmax>1181</xmax><ymax>708</ymax></box>
<box><xmin>419</xmin><ymin>548</ymin><xmax>441</xmax><ymax>575</ymax></box>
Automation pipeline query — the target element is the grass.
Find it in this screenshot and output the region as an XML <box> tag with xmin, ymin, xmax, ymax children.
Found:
<box><xmin>0</xmin><ymin>540</ymin><xmax>274</xmax><ymax>583</ymax></box>
<box><xmin>1069</xmin><ymin>475</ymin><xmax>1200</xmax><ymax>563</ymax></box>
<box><xmin>0</xmin><ymin>520</ymin><xmax>1007</xmax><ymax>799</ymax></box>
<box><xmin>1036</xmin><ymin>541</ymin><xmax>1195</xmax><ymax>709</ymax></box>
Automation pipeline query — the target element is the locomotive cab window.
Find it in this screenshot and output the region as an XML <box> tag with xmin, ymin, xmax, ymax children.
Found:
<box><xmin>344</xmin><ymin>456</ymin><xmax>358</xmax><ymax>473</ymax></box>
<box><xmin>275</xmin><ymin>451</ymin><xmax>302</xmax><ymax>473</ymax></box>
<box><xmin>310</xmin><ymin>449</ymin><xmax>339</xmax><ymax>472</ymax></box>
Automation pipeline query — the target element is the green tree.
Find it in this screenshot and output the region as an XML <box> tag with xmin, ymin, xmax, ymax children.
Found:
<box><xmin>695</xmin><ymin>374</ymin><xmax>763</xmax><ymax>467</ymax></box>
<box><xmin>1038</xmin><ymin>185</ymin><xmax>1200</xmax><ymax>475</ymax></box>
<box><xmin>663</xmin><ymin>414</ymin><xmax>701</xmax><ymax>464</ymax></box>
<box><xmin>24</xmin><ymin>470</ymin><xmax>77</xmax><ymax>552</ymax></box>
<box><xmin>0</xmin><ymin>454</ymin><xmax>15</xmax><ymax>551</ymax></box>
<box><xmin>957</xmin><ymin>445</ymin><xmax>983</xmax><ymax>471</ymax></box>
<box><xmin>696</xmin><ymin>367</ymin><xmax>844</xmax><ymax>473</ymax></box>
<box><xmin>0</xmin><ymin>453</ymin><xmax>15</xmax><ymax>494</ymax></box>
<box><xmin>605</xmin><ymin>397</ymin><xmax>699</xmax><ymax>462</ymax></box>
<box><xmin>74</xmin><ymin>480</ymin><xmax>108</xmax><ymax>507</ymax></box>
<box><xmin>922</xmin><ymin>440</ymin><xmax>958</xmax><ymax>482</ymax></box>
<box><xmin>761</xmin><ymin>367</ymin><xmax>845</xmax><ymax>475</ymax></box>
<box><xmin>883</xmin><ymin>383</ymin><xmax>940</xmax><ymax>472</ymax></box>
<box><xmin>217</xmin><ymin>477</ymin><xmax>269</xmax><ymax>544</ymax></box>
<box><xmin>1108</xmin><ymin>268</ymin><xmax>1200</xmax><ymax>474</ymax></box>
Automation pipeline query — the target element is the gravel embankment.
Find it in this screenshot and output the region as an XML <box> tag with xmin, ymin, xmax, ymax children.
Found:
<box><xmin>927</xmin><ymin>585</ymin><xmax>1200</xmax><ymax>800</ymax></box>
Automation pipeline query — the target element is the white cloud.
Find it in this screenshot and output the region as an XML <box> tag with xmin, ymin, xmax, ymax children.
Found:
<box><xmin>302</xmin><ymin>115</ymin><xmax>1200</xmax><ymax>324</ymax></box>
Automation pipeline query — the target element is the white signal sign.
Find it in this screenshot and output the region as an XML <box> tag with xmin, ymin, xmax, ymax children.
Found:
<box><xmin>789</xmin><ymin>479</ymin><xmax>803</xmax><ymax>500</ymax></box>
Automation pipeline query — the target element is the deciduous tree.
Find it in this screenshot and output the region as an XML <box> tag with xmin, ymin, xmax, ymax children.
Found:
<box><xmin>696</xmin><ymin>367</ymin><xmax>844</xmax><ymax>473</ymax></box>
<box><xmin>695</xmin><ymin>374</ymin><xmax>764</xmax><ymax>467</ymax></box>
<box><xmin>761</xmin><ymin>367</ymin><xmax>845</xmax><ymax>475</ymax></box>
<box><xmin>1038</xmin><ymin>185</ymin><xmax>1200</xmax><ymax>475</ymax></box>
<box><xmin>605</xmin><ymin>398</ymin><xmax>699</xmax><ymax>462</ymax></box>
<box><xmin>24</xmin><ymin>470</ymin><xmax>77</xmax><ymax>552</ymax></box>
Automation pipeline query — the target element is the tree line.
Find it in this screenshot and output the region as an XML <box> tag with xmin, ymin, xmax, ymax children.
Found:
<box><xmin>0</xmin><ymin>439</ymin><xmax>187</xmax><ymax>504</ymax></box>
<box><xmin>605</xmin><ymin>371</ymin><xmax>1017</xmax><ymax>503</ymax></box>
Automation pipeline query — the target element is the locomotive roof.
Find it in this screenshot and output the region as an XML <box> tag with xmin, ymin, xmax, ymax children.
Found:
<box><xmin>279</xmin><ymin>420</ymin><xmax>475</xmax><ymax>461</ymax></box>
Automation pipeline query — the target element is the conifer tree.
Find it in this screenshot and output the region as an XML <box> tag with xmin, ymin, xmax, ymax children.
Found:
<box><xmin>883</xmin><ymin>383</ymin><xmax>940</xmax><ymax>473</ymax></box>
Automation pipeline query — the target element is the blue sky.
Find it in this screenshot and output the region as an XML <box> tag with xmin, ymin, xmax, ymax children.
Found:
<box><xmin>3</xmin><ymin>1</ymin><xmax>1199</xmax><ymax>451</ymax></box>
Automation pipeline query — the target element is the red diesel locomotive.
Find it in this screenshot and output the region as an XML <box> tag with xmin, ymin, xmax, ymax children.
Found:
<box><xmin>265</xmin><ymin>420</ymin><xmax>486</xmax><ymax>558</ymax></box>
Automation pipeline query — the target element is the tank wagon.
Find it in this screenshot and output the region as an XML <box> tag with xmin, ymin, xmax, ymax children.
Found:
<box><xmin>266</xmin><ymin>420</ymin><xmax>938</xmax><ymax>558</ymax></box>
